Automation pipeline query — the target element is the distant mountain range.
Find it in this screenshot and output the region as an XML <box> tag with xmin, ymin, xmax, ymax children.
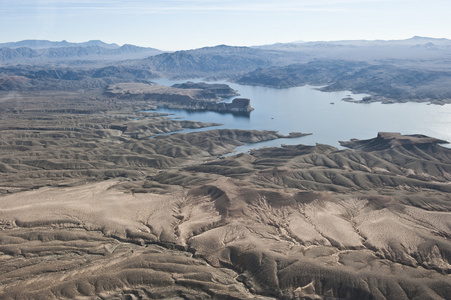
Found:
<box><xmin>0</xmin><ymin>40</ymin><xmax>163</xmax><ymax>65</ymax></box>
<box><xmin>126</xmin><ymin>45</ymin><xmax>288</xmax><ymax>78</ymax></box>
<box><xmin>2</xmin><ymin>37</ymin><xmax>451</xmax><ymax>67</ymax></box>
<box><xmin>256</xmin><ymin>36</ymin><xmax>451</xmax><ymax>49</ymax></box>
<box><xmin>253</xmin><ymin>36</ymin><xmax>451</xmax><ymax>63</ymax></box>
<box><xmin>2</xmin><ymin>37</ymin><xmax>451</xmax><ymax>104</ymax></box>
<box><xmin>0</xmin><ymin>40</ymin><xmax>120</xmax><ymax>49</ymax></box>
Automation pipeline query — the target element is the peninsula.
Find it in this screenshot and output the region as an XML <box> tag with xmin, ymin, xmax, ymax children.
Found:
<box><xmin>104</xmin><ymin>83</ymin><xmax>254</xmax><ymax>113</ymax></box>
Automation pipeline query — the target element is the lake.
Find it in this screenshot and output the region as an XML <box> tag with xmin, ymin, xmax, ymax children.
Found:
<box><xmin>151</xmin><ymin>79</ymin><xmax>451</xmax><ymax>153</ymax></box>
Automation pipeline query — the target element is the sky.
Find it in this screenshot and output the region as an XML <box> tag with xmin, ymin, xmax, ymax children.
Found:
<box><xmin>0</xmin><ymin>0</ymin><xmax>450</xmax><ymax>50</ymax></box>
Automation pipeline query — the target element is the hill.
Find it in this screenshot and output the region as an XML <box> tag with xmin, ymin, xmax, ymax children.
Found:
<box><xmin>126</xmin><ymin>45</ymin><xmax>290</xmax><ymax>79</ymax></box>
<box><xmin>236</xmin><ymin>60</ymin><xmax>451</xmax><ymax>104</ymax></box>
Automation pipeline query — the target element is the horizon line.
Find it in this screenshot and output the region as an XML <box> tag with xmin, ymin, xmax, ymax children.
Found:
<box><xmin>0</xmin><ymin>35</ymin><xmax>449</xmax><ymax>51</ymax></box>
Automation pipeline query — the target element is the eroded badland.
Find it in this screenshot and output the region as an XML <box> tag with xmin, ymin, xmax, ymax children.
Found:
<box><xmin>0</xmin><ymin>86</ymin><xmax>450</xmax><ymax>300</ymax></box>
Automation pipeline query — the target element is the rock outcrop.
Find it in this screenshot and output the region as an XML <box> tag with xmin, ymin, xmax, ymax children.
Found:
<box><xmin>171</xmin><ymin>81</ymin><xmax>239</xmax><ymax>98</ymax></box>
<box><xmin>207</xmin><ymin>98</ymin><xmax>254</xmax><ymax>113</ymax></box>
<box><xmin>340</xmin><ymin>132</ymin><xmax>449</xmax><ymax>151</ymax></box>
<box><xmin>105</xmin><ymin>83</ymin><xmax>254</xmax><ymax>113</ymax></box>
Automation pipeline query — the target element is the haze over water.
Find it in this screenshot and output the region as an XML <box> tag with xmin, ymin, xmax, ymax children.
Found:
<box><xmin>153</xmin><ymin>79</ymin><xmax>451</xmax><ymax>152</ymax></box>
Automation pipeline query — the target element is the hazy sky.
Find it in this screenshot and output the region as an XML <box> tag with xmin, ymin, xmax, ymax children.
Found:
<box><xmin>1</xmin><ymin>0</ymin><xmax>450</xmax><ymax>50</ymax></box>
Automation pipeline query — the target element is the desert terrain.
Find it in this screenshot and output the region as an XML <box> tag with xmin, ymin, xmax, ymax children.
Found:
<box><xmin>0</xmin><ymin>84</ymin><xmax>450</xmax><ymax>300</ymax></box>
<box><xmin>1</xmin><ymin>38</ymin><xmax>451</xmax><ymax>299</ymax></box>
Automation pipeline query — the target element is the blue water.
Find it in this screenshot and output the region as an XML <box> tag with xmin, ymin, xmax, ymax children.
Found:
<box><xmin>151</xmin><ymin>79</ymin><xmax>451</xmax><ymax>152</ymax></box>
